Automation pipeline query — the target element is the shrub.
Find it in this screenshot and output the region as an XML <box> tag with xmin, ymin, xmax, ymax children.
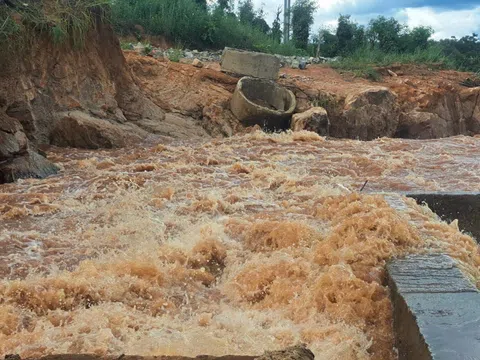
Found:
<box><xmin>0</xmin><ymin>0</ymin><xmax>109</xmax><ymax>69</ymax></box>
<box><xmin>110</xmin><ymin>0</ymin><xmax>305</xmax><ymax>55</ymax></box>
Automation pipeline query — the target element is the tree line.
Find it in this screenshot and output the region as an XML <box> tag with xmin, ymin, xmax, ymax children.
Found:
<box><xmin>110</xmin><ymin>0</ymin><xmax>479</xmax><ymax>71</ymax></box>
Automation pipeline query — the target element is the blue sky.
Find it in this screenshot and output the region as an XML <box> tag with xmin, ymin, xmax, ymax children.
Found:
<box><xmin>248</xmin><ymin>0</ymin><xmax>480</xmax><ymax>39</ymax></box>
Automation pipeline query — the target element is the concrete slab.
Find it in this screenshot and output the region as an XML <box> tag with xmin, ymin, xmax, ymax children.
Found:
<box><xmin>405</xmin><ymin>192</ymin><xmax>480</xmax><ymax>242</ymax></box>
<box><xmin>221</xmin><ymin>48</ymin><xmax>280</xmax><ymax>80</ymax></box>
<box><xmin>387</xmin><ymin>254</ymin><xmax>480</xmax><ymax>360</ymax></box>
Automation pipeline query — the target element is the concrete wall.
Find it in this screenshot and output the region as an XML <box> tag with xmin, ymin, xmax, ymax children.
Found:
<box><xmin>387</xmin><ymin>254</ymin><xmax>480</xmax><ymax>360</ymax></box>
<box><xmin>406</xmin><ymin>192</ymin><xmax>480</xmax><ymax>242</ymax></box>
<box><xmin>221</xmin><ymin>48</ymin><xmax>280</xmax><ymax>80</ymax></box>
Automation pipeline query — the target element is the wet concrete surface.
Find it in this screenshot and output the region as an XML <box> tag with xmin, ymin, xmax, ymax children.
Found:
<box><xmin>387</xmin><ymin>254</ymin><xmax>480</xmax><ymax>360</ymax></box>
<box><xmin>405</xmin><ymin>192</ymin><xmax>480</xmax><ymax>243</ymax></box>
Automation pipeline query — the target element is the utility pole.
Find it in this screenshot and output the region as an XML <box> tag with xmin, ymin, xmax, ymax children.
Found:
<box><xmin>283</xmin><ymin>0</ymin><xmax>291</xmax><ymax>43</ymax></box>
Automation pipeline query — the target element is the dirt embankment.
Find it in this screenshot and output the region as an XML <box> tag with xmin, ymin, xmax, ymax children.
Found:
<box><xmin>281</xmin><ymin>65</ymin><xmax>480</xmax><ymax>140</ymax></box>
<box><xmin>124</xmin><ymin>54</ymin><xmax>480</xmax><ymax>141</ymax></box>
<box><xmin>0</xmin><ymin>12</ymin><xmax>211</xmax><ymax>183</ymax></box>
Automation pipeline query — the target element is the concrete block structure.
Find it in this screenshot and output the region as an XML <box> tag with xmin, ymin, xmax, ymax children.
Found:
<box><xmin>387</xmin><ymin>254</ymin><xmax>480</xmax><ymax>360</ymax></box>
<box><xmin>221</xmin><ymin>48</ymin><xmax>280</xmax><ymax>80</ymax></box>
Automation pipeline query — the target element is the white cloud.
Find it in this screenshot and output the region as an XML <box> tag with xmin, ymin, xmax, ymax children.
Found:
<box><xmin>397</xmin><ymin>6</ymin><xmax>480</xmax><ymax>39</ymax></box>
<box><xmin>248</xmin><ymin>0</ymin><xmax>480</xmax><ymax>39</ymax></box>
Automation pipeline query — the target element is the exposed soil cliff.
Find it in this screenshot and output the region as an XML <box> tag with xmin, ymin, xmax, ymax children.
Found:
<box><xmin>283</xmin><ymin>65</ymin><xmax>480</xmax><ymax>140</ymax></box>
<box><xmin>124</xmin><ymin>55</ymin><xmax>480</xmax><ymax>141</ymax></box>
<box><xmin>0</xmin><ymin>8</ymin><xmax>209</xmax><ymax>183</ymax></box>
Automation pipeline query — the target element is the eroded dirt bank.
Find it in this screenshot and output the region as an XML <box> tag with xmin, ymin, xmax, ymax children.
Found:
<box><xmin>124</xmin><ymin>53</ymin><xmax>480</xmax><ymax>141</ymax></box>
<box><xmin>0</xmin><ymin>12</ymin><xmax>209</xmax><ymax>183</ymax></box>
<box><xmin>1</xmin><ymin>132</ymin><xmax>479</xmax><ymax>360</ymax></box>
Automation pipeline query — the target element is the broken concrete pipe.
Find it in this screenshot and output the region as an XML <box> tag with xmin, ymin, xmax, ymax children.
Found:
<box><xmin>230</xmin><ymin>77</ymin><xmax>296</xmax><ymax>131</ymax></box>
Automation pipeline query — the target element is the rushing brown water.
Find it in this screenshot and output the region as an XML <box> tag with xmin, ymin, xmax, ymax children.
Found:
<box><xmin>1</xmin><ymin>131</ymin><xmax>479</xmax><ymax>359</ymax></box>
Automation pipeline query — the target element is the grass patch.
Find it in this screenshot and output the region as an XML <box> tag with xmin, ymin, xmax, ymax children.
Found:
<box><xmin>0</xmin><ymin>0</ymin><xmax>109</xmax><ymax>68</ymax></box>
<box><xmin>110</xmin><ymin>0</ymin><xmax>305</xmax><ymax>56</ymax></box>
<box><xmin>331</xmin><ymin>45</ymin><xmax>455</xmax><ymax>80</ymax></box>
<box><xmin>166</xmin><ymin>48</ymin><xmax>183</xmax><ymax>62</ymax></box>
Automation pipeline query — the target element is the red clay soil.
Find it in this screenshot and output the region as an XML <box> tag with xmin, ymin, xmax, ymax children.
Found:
<box><xmin>280</xmin><ymin>64</ymin><xmax>474</xmax><ymax>110</ymax></box>
<box><xmin>124</xmin><ymin>52</ymin><xmax>479</xmax><ymax>140</ymax></box>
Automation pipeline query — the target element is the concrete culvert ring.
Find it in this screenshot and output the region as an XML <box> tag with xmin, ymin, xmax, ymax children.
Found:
<box><xmin>230</xmin><ymin>77</ymin><xmax>296</xmax><ymax>131</ymax></box>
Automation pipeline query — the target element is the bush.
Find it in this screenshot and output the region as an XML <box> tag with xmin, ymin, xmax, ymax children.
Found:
<box><xmin>110</xmin><ymin>0</ymin><xmax>305</xmax><ymax>55</ymax></box>
<box><xmin>0</xmin><ymin>0</ymin><xmax>108</xmax><ymax>69</ymax></box>
<box><xmin>331</xmin><ymin>45</ymin><xmax>454</xmax><ymax>80</ymax></box>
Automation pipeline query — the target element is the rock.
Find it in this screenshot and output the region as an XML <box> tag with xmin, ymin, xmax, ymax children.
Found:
<box><xmin>0</xmin><ymin>114</ymin><xmax>28</xmax><ymax>159</ymax></box>
<box><xmin>136</xmin><ymin>113</ymin><xmax>210</xmax><ymax>139</ymax></box>
<box><xmin>184</xmin><ymin>51</ymin><xmax>194</xmax><ymax>58</ymax></box>
<box><xmin>50</xmin><ymin>111</ymin><xmax>145</xmax><ymax>149</ymax></box>
<box><xmin>5</xmin><ymin>101</ymin><xmax>36</xmax><ymax>139</ymax></box>
<box><xmin>332</xmin><ymin>87</ymin><xmax>399</xmax><ymax>140</ymax></box>
<box><xmin>396</xmin><ymin>111</ymin><xmax>449</xmax><ymax>139</ymax></box>
<box><xmin>0</xmin><ymin>150</ymin><xmax>58</xmax><ymax>184</ymax></box>
<box><xmin>291</xmin><ymin>59</ymin><xmax>300</xmax><ymax>69</ymax></box>
<box><xmin>192</xmin><ymin>58</ymin><xmax>204</xmax><ymax>68</ymax></box>
<box><xmin>257</xmin><ymin>345</ymin><xmax>315</xmax><ymax>360</ymax></box>
<box><xmin>460</xmin><ymin>87</ymin><xmax>480</xmax><ymax>134</ymax></box>
<box><xmin>179</xmin><ymin>58</ymin><xmax>193</xmax><ymax>65</ymax></box>
<box><xmin>291</xmin><ymin>107</ymin><xmax>330</xmax><ymax>136</ymax></box>
<box><xmin>133</xmin><ymin>42</ymin><xmax>146</xmax><ymax>55</ymax></box>
<box><xmin>387</xmin><ymin>69</ymin><xmax>398</xmax><ymax>77</ymax></box>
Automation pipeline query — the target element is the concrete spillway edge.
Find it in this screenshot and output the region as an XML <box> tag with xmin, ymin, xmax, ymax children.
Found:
<box><xmin>385</xmin><ymin>195</ymin><xmax>480</xmax><ymax>360</ymax></box>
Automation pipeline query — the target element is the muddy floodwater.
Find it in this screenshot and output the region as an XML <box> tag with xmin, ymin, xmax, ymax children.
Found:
<box><xmin>1</xmin><ymin>132</ymin><xmax>479</xmax><ymax>360</ymax></box>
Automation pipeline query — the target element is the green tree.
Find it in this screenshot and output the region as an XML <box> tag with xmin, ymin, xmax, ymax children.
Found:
<box><xmin>407</xmin><ymin>26</ymin><xmax>434</xmax><ymax>50</ymax></box>
<box><xmin>252</xmin><ymin>8</ymin><xmax>270</xmax><ymax>34</ymax></box>
<box><xmin>217</xmin><ymin>0</ymin><xmax>233</xmax><ymax>13</ymax></box>
<box><xmin>194</xmin><ymin>0</ymin><xmax>207</xmax><ymax>10</ymax></box>
<box><xmin>367</xmin><ymin>16</ymin><xmax>405</xmax><ymax>52</ymax></box>
<box><xmin>336</xmin><ymin>15</ymin><xmax>354</xmax><ymax>53</ymax></box>
<box><xmin>353</xmin><ymin>25</ymin><xmax>366</xmax><ymax>49</ymax></box>
<box><xmin>238</xmin><ymin>0</ymin><xmax>255</xmax><ymax>25</ymax></box>
<box><xmin>334</xmin><ymin>15</ymin><xmax>367</xmax><ymax>54</ymax></box>
<box><xmin>316</xmin><ymin>29</ymin><xmax>338</xmax><ymax>57</ymax></box>
<box><xmin>291</xmin><ymin>0</ymin><xmax>316</xmax><ymax>49</ymax></box>
<box><xmin>271</xmin><ymin>7</ymin><xmax>282</xmax><ymax>44</ymax></box>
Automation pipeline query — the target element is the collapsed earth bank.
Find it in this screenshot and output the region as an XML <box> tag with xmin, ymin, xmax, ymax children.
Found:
<box><xmin>0</xmin><ymin>10</ymin><xmax>209</xmax><ymax>183</ymax></box>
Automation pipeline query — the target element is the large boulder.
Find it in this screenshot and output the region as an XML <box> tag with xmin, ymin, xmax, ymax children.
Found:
<box><xmin>0</xmin><ymin>112</ymin><xmax>57</xmax><ymax>183</ymax></box>
<box><xmin>396</xmin><ymin>111</ymin><xmax>449</xmax><ymax>139</ymax></box>
<box><xmin>395</xmin><ymin>87</ymin><xmax>480</xmax><ymax>139</ymax></box>
<box><xmin>460</xmin><ymin>87</ymin><xmax>480</xmax><ymax>134</ymax></box>
<box><xmin>331</xmin><ymin>87</ymin><xmax>400</xmax><ymax>140</ymax></box>
<box><xmin>0</xmin><ymin>150</ymin><xmax>58</xmax><ymax>184</ymax></box>
<box><xmin>291</xmin><ymin>107</ymin><xmax>330</xmax><ymax>136</ymax></box>
<box><xmin>0</xmin><ymin>114</ymin><xmax>28</xmax><ymax>159</ymax></box>
<box><xmin>50</xmin><ymin>111</ymin><xmax>146</xmax><ymax>149</ymax></box>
